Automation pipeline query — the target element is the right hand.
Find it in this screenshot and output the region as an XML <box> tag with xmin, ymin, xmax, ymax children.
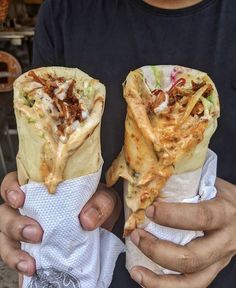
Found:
<box><xmin>0</xmin><ymin>172</ymin><xmax>121</xmax><ymax>282</ymax></box>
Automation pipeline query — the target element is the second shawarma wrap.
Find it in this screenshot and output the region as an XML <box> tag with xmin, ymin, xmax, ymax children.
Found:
<box><xmin>106</xmin><ymin>65</ymin><xmax>220</xmax><ymax>236</ymax></box>
<box><xmin>14</xmin><ymin>67</ymin><xmax>105</xmax><ymax>193</ymax></box>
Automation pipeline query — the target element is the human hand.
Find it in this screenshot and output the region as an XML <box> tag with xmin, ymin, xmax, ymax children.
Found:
<box><xmin>130</xmin><ymin>178</ymin><xmax>236</xmax><ymax>288</ymax></box>
<box><xmin>0</xmin><ymin>172</ymin><xmax>121</xmax><ymax>281</ymax></box>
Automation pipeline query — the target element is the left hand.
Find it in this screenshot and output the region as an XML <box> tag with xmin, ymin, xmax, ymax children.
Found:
<box><xmin>0</xmin><ymin>173</ymin><xmax>121</xmax><ymax>287</ymax></box>
<box><xmin>130</xmin><ymin>177</ymin><xmax>236</xmax><ymax>288</ymax></box>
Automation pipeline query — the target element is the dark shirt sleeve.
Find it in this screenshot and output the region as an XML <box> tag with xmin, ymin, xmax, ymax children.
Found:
<box><xmin>32</xmin><ymin>0</ymin><xmax>57</xmax><ymax>67</ymax></box>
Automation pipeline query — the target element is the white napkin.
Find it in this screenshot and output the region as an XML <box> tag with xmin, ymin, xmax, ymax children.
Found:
<box><xmin>20</xmin><ymin>168</ymin><xmax>125</xmax><ymax>288</ymax></box>
<box><xmin>125</xmin><ymin>149</ymin><xmax>217</xmax><ymax>274</ymax></box>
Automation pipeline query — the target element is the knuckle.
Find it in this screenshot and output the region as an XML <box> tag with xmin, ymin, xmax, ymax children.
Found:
<box><xmin>152</xmin><ymin>203</ymin><xmax>159</xmax><ymax>218</ymax></box>
<box><xmin>0</xmin><ymin>233</ymin><xmax>22</xmax><ymax>270</ymax></box>
<box><xmin>177</xmin><ymin>251</ymin><xmax>200</xmax><ymax>273</ymax></box>
<box><xmin>104</xmin><ymin>193</ymin><xmax>115</xmax><ymax>208</ymax></box>
<box><xmin>155</xmin><ymin>203</ymin><xmax>169</xmax><ymax>223</ymax></box>
<box><xmin>2</xmin><ymin>250</ymin><xmax>12</xmax><ymax>265</ymax></box>
<box><xmin>1</xmin><ymin>249</ymin><xmax>21</xmax><ymax>269</ymax></box>
<box><xmin>5</xmin><ymin>216</ymin><xmax>24</xmax><ymax>239</ymax></box>
<box><xmin>140</xmin><ymin>274</ymin><xmax>158</xmax><ymax>288</ymax></box>
<box><xmin>99</xmin><ymin>192</ymin><xmax>116</xmax><ymax>214</ymax></box>
<box><xmin>0</xmin><ymin>203</ymin><xmax>9</xmax><ymax>225</ymax></box>
<box><xmin>219</xmin><ymin>255</ymin><xmax>233</xmax><ymax>269</ymax></box>
<box><xmin>224</xmin><ymin>227</ymin><xmax>236</xmax><ymax>253</ymax></box>
<box><xmin>0</xmin><ymin>172</ymin><xmax>14</xmax><ymax>197</ymax></box>
<box><xmin>0</xmin><ymin>244</ymin><xmax>17</xmax><ymax>267</ymax></box>
<box><xmin>139</xmin><ymin>236</ymin><xmax>156</xmax><ymax>259</ymax></box>
<box><xmin>197</xmin><ymin>205</ymin><xmax>213</xmax><ymax>229</ymax></box>
<box><xmin>225</xmin><ymin>201</ymin><xmax>236</xmax><ymax>222</ymax></box>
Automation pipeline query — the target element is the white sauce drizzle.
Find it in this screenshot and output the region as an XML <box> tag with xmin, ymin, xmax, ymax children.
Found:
<box><xmin>81</xmin><ymin>110</ymin><xmax>88</xmax><ymax>120</ymax></box>
<box><xmin>54</xmin><ymin>80</ymin><xmax>72</xmax><ymax>101</ymax></box>
<box><xmin>154</xmin><ymin>93</ymin><xmax>169</xmax><ymax>114</ymax></box>
<box><xmin>24</xmin><ymin>82</ymin><xmax>43</xmax><ymax>92</ymax></box>
<box><xmin>71</xmin><ymin>120</ymin><xmax>80</xmax><ymax>131</ymax></box>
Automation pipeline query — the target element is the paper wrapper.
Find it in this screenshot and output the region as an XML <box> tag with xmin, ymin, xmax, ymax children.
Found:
<box><xmin>125</xmin><ymin>149</ymin><xmax>217</xmax><ymax>275</ymax></box>
<box><xmin>20</xmin><ymin>167</ymin><xmax>125</xmax><ymax>288</ymax></box>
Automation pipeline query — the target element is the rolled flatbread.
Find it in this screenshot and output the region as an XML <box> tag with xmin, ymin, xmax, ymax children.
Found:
<box><xmin>14</xmin><ymin>67</ymin><xmax>105</xmax><ymax>193</ymax></box>
<box><xmin>106</xmin><ymin>65</ymin><xmax>220</xmax><ymax>235</ymax></box>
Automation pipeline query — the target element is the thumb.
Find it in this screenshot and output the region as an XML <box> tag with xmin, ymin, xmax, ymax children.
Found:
<box><xmin>79</xmin><ymin>184</ymin><xmax>121</xmax><ymax>231</ymax></box>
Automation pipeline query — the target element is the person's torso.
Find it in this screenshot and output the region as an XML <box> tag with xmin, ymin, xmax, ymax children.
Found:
<box><xmin>36</xmin><ymin>0</ymin><xmax>236</xmax><ymax>286</ymax></box>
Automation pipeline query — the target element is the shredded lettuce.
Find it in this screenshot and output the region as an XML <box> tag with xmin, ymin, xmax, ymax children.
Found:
<box><xmin>23</xmin><ymin>94</ymin><xmax>35</xmax><ymax>107</ymax></box>
<box><xmin>207</xmin><ymin>94</ymin><xmax>214</xmax><ymax>103</ymax></box>
<box><xmin>201</xmin><ymin>96</ymin><xmax>213</xmax><ymax>118</ymax></box>
<box><xmin>84</xmin><ymin>85</ymin><xmax>95</xmax><ymax>99</ymax></box>
<box><xmin>27</xmin><ymin>117</ymin><xmax>36</xmax><ymax>124</ymax></box>
<box><xmin>39</xmin><ymin>131</ymin><xmax>45</xmax><ymax>139</ymax></box>
<box><xmin>151</xmin><ymin>66</ymin><xmax>161</xmax><ymax>88</ymax></box>
<box><xmin>19</xmin><ymin>91</ymin><xmax>33</xmax><ymax>107</ymax></box>
<box><xmin>19</xmin><ymin>91</ymin><xmax>26</xmax><ymax>98</ymax></box>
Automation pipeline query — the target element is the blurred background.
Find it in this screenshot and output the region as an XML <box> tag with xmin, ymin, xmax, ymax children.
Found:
<box><xmin>0</xmin><ymin>1</ymin><xmax>43</xmax><ymax>286</ymax></box>
<box><xmin>0</xmin><ymin>0</ymin><xmax>44</xmax><ymax>190</ymax></box>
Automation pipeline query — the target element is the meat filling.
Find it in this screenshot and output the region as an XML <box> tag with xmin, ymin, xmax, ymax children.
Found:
<box><xmin>28</xmin><ymin>71</ymin><xmax>86</xmax><ymax>136</ymax></box>
<box><xmin>148</xmin><ymin>78</ymin><xmax>213</xmax><ymax>117</ymax></box>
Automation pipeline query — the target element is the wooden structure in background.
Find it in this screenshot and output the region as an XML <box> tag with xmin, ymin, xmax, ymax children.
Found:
<box><xmin>0</xmin><ymin>0</ymin><xmax>10</xmax><ymax>23</ymax></box>
<box><xmin>0</xmin><ymin>51</ymin><xmax>22</xmax><ymax>93</ymax></box>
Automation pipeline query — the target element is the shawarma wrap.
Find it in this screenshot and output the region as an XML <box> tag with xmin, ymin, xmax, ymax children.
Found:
<box><xmin>14</xmin><ymin>67</ymin><xmax>105</xmax><ymax>193</ymax></box>
<box><xmin>106</xmin><ymin>65</ymin><xmax>220</xmax><ymax>236</ymax></box>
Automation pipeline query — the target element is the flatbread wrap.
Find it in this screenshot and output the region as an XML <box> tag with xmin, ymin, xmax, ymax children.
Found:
<box><xmin>14</xmin><ymin>67</ymin><xmax>105</xmax><ymax>193</ymax></box>
<box><xmin>14</xmin><ymin>67</ymin><xmax>125</xmax><ymax>288</ymax></box>
<box><xmin>106</xmin><ymin>65</ymin><xmax>220</xmax><ymax>236</ymax></box>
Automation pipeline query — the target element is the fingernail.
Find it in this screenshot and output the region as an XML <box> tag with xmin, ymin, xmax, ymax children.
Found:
<box><xmin>7</xmin><ymin>190</ymin><xmax>18</xmax><ymax>207</ymax></box>
<box><xmin>146</xmin><ymin>205</ymin><xmax>154</xmax><ymax>218</ymax></box>
<box><xmin>16</xmin><ymin>261</ymin><xmax>29</xmax><ymax>274</ymax></box>
<box><xmin>84</xmin><ymin>208</ymin><xmax>102</xmax><ymax>226</ymax></box>
<box><xmin>130</xmin><ymin>230</ymin><xmax>140</xmax><ymax>246</ymax></box>
<box><xmin>131</xmin><ymin>269</ymin><xmax>142</xmax><ymax>284</ymax></box>
<box><xmin>22</xmin><ymin>225</ymin><xmax>40</xmax><ymax>242</ymax></box>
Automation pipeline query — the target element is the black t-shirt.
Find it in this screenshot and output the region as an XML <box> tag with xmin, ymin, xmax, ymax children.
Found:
<box><xmin>33</xmin><ymin>0</ymin><xmax>236</xmax><ymax>287</ymax></box>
